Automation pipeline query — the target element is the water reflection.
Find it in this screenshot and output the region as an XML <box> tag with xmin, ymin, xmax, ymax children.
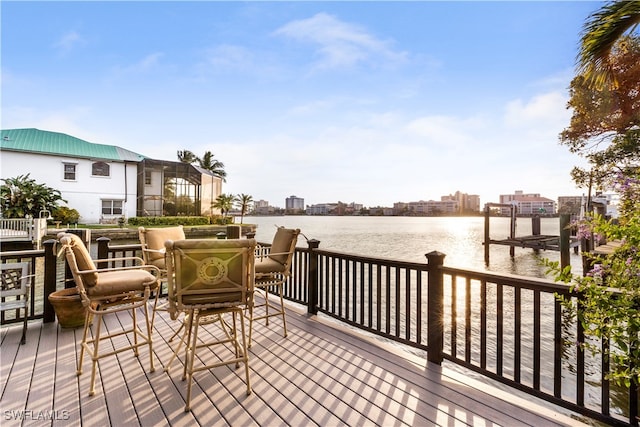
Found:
<box><xmin>245</xmin><ymin>215</ymin><xmax>584</xmax><ymax>278</ymax></box>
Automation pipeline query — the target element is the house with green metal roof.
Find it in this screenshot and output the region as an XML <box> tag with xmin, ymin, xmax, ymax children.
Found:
<box><xmin>1</xmin><ymin>128</ymin><xmax>222</xmax><ymax>223</ymax></box>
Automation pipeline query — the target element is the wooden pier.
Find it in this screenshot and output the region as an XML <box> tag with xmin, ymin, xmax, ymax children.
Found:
<box><xmin>483</xmin><ymin>203</ymin><xmax>579</xmax><ymax>269</ymax></box>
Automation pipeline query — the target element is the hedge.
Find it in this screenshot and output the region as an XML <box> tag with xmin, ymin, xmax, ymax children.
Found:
<box><xmin>127</xmin><ymin>216</ymin><xmax>212</xmax><ymax>226</ymax></box>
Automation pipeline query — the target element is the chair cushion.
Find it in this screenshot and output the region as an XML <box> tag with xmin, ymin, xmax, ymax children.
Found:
<box><xmin>181</xmin><ymin>292</ymin><xmax>244</xmax><ymax>305</ymax></box>
<box><xmin>86</xmin><ymin>269</ymin><xmax>158</xmax><ymax>297</ymax></box>
<box><xmin>255</xmin><ymin>257</ymin><xmax>286</xmax><ymax>274</ymax></box>
<box><xmin>269</xmin><ymin>228</ymin><xmax>298</xmax><ymax>265</ymax></box>
<box><xmin>144</xmin><ymin>226</ymin><xmax>185</xmax><ymax>262</ymax></box>
<box><xmin>59</xmin><ymin>233</ymin><xmax>98</xmax><ymax>287</ymax></box>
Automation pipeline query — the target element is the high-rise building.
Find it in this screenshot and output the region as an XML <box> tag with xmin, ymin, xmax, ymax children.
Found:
<box><xmin>285</xmin><ymin>195</ymin><xmax>305</xmax><ymax>214</ymax></box>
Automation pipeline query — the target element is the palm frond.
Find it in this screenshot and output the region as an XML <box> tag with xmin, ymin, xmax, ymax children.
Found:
<box><xmin>578</xmin><ymin>1</ymin><xmax>640</xmax><ymax>88</ymax></box>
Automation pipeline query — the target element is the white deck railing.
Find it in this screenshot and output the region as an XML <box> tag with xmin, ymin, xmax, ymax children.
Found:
<box><xmin>0</xmin><ymin>218</ymin><xmax>47</xmax><ymax>248</ymax></box>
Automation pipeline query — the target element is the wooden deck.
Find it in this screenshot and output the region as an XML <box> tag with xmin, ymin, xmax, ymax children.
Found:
<box><xmin>1</xmin><ymin>297</ymin><xmax>591</xmax><ymax>426</ymax></box>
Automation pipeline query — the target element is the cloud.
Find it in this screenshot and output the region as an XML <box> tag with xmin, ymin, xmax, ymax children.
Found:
<box><xmin>204</xmin><ymin>44</ymin><xmax>253</xmax><ymax>71</ymax></box>
<box><xmin>273</xmin><ymin>12</ymin><xmax>407</xmax><ymax>70</ymax></box>
<box><xmin>53</xmin><ymin>31</ymin><xmax>86</xmax><ymax>55</ymax></box>
<box><xmin>504</xmin><ymin>91</ymin><xmax>569</xmax><ymax>128</ymax></box>
<box><xmin>502</xmin><ymin>91</ymin><xmax>572</xmax><ymax>145</ymax></box>
<box><xmin>406</xmin><ymin>115</ymin><xmax>482</xmax><ymax>148</ymax></box>
<box><xmin>109</xmin><ymin>52</ymin><xmax>164</xmax><ymax>78</ymax></box>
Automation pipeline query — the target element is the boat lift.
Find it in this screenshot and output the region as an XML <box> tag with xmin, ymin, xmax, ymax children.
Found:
<box><xmin>483</xmin><ymin>203</ymin><xmax>578</xmax><ymax>270</ymax></box>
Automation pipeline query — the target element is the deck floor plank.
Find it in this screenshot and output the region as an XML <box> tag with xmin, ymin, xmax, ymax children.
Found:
<box><xmin>0</xmin><ymin>320</ymin><xmax>20</xmax><ymax>397</ymax></box>
<box><xmin>24</xmin><ymin>322</ymin><xmax>57</xmax><ymax>422</ymax></box>
<box><xmin>52</xmin><ymin>323</ymin><xmax>81</xmax><ymax>427</ymax></box>
<box><xmin>1</xmin><ymin>319</ymin><xmax>39</xmax><ymax>420</ymax></box>
<box><xmin>0</xmin><ymin>297</ymin><xmax>591</xmax><ymax>427</ymax></box>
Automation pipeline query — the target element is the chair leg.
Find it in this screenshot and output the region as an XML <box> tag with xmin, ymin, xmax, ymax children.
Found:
<box><xmin>143</xmin><ymin>299</ymin><xmax>155</xmax><ymax>373</ymax></box>
<box><xmin>278</xmin><ymin>284</ymin><xmax>288</xmax><ymax>338</ymax></box>
<box><xmin>231</xmin><ymin>312</ymin><xmax>240</xmax><ymax>368</ymax></box>
<box><xmin>168</xmin><ymin>321</ymin><xmax>185</xmax><ymax>342</ymax></box>
<box><xmin>77</xmin><ymin>311</ymin><xmax>93</xmax><ymax>375</ymax></box>
<box><xmin>88</xmin><ymin>313</ymin><xmax>104</xmax><ymax>397</ymax></box>
<box><xmin>185</xmin><ymin>310</ymin><xmax>200</xmax><ymax>412</ymax></box>
<box><xmin>132</xmin><ymin>305</ymin><xmax>139</xmax><ymax>357</ymax></box>
<box><xmin>164</xmin><ymin>321</ymin><xmax>188</xmax><ymax>373</ymax></box>
<box><xmin>182</xmin><ymin>310</ymin><xmax>195</xmax><ymax>382</ymax></box>
<box><xmin>20</xmin><ymin>306</ymin><xmax>27</xmax><ymax>345</ymax></box>
<box><xmin>264</xmin><ymin>287</ymin><xmax>270</xmax><ymax>326</ymax></box>
<box><xmin>247</xmin><ymin>302</ymin><xmax>254</xmax><ymax>348</ymax></box>
<box><xmin>238</xmin><ymin>308</ymin><xmax>252</xmax><ymax>396</ymax></box>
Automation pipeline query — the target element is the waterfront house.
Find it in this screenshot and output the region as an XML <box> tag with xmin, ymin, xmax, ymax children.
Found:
<box><xmin>0</xmin><ymin>128</ymin><xmax>222</xmax><ymax>223</ymax></box>
<box><xmin>499</xmin><ymin>190</ymin><xmax>557</xmax><ymax>215</ymax></box>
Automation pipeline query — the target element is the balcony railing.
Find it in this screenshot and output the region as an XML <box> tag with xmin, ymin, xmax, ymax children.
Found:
<box><xmin>0</xmin><ymin>235</ymin><xmax>637</xmax><ymax>426</ymax></box>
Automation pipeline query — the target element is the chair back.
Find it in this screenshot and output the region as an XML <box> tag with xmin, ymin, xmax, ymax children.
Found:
<box><xmin>138</xmin><ymin>225</ymin><xmax>185</xmax><ymax>269</ymax></box>
<box><xmin>267</xmin><ymin>227</ymin><xmax>300</xmax><ymax>271</ymax></box>
<box><xmin>58</xmin><ymin>232</ymin><xmax>99</xmax><ymax>294</ymax></box>
<box><xmin>0</xmin><ymin>262</ymin><xmax>30</xmax><ymax>303</ymax></box>
<box><xmin>165</xmin><ymin>239</ymin><xmax>256</xmax><ymax>311</ymax></box>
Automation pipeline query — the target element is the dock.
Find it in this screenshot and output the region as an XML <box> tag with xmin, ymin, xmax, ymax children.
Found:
<box><xmin>483</xmin><ymin>203</ymin><xmax>579</xmax><ymax>269</ymax></box>
<box><xmin>1</xmin><ymin>297</ymin><xmax>588</xmax><ymax>426</ymax></box>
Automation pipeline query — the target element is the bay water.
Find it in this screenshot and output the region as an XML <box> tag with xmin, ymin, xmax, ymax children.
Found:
<box><xmin>244</xmin><ymin>215</ymin><xmax>585</xmax><ymax>277</ymax></box>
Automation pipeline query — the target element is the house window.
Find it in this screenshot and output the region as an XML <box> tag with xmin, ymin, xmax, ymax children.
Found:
<box><xmin>145</xmin><ymin>173</ymin><xmax>152</xmax><ymax>185</ymax></box>
<box><xmin>63</xmin><ymin>163</ymin><xmax>77</xmax><ymax>180</ymax></box>
<box><xmin>102</xmin><ymin>200</ymin><xmax>123</xmax><ymax>215</ymax></box>
<box><xmin>92</xmin><ymin>162</ymin><xmax>110</xmax><ymax>177</ymax></box>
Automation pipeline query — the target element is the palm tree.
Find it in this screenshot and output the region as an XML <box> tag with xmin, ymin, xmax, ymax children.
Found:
<box><xmin>199</xmin><ymin>151</ymin><xmax>227</xmax><ymax>182</ymax></box>
<box><xmin>177</xmin><ymin>149</ymin><xmax>199</xmax><ymax>164</ymax></box>
<box><xmin>578</xmin><ymin>1</ymin><xmax>640</xmax><ymax>88</ymax></box>
<box><xmin>235</xmin><ymin>193</ymin><xmax>253</xmax><ymax>224</ymax></box>
<box><xmin>212</xmin><ymin>193</ymin><xmax>235</xmax><ymax>219</ymax></box>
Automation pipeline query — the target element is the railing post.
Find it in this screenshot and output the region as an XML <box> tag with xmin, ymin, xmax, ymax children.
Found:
<box><xmin>97</xmin><ymin>237</ymin><xmax>111</xmax><ymax>260</ymax></box>
<box><xmin>426</xmin><ymin>251</ymin><xmax>446</xmax><ymax>365</ymax></box>
<box><xmin>559</xmin><ymin>213</ymin><xmax>571</xmax><ymax>271</ymax></box>
<box><xmin>307</xmin><ymin>239</ymin><xmax>320</xmax><ymax>315</ymax></box>
<box><xmin>43</xmin><ymin>239</ymin><xmax>58</xmax><ymax>323</ymax></box>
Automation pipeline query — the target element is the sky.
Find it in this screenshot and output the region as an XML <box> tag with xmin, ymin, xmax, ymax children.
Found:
<box><xmin>1</xmin><ymin>1</ymin><xmax>603</xmax><ymax>209</ymax></box>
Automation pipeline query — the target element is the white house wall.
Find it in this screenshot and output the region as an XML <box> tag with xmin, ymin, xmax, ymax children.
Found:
<box><xmin>1</xmin><ymin>151</ymin><xmax>138</xmax><ymax>223</ymax></box>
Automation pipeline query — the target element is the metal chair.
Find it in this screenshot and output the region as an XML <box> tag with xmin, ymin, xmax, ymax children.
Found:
<box><xmin>58</xmin><ymin>232</ymin><xmax>160</xmax><ymax>396</ymax></box>
<box><xmin>138</xmin><ymin>225</ymin><xmax>185</xmax><ymax>326</ymax></box>
<box><xmin>165</xmin><ymin>238</ymin><xmax>256</xmax><ymax>412</ymax></box>
<box><xmin>0</xmin><ymin>262</ymin><xmax>31</xmax><ymax>344</ymax></box>
<box><xmin>247</xmin><ymin>227</ymin><xmax>300</xmax><ymax>347</ymax></box>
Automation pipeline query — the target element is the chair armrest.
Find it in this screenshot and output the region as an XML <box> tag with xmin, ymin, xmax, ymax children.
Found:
<box><xmin>142</xmin><ymin>248</ymin><xmax>165</xmax><ymax>255</ymax></box>
<box><xmin>76</xmin><ymin>259</ymin><xmax>161</xmax><ymax>276</ymax></box>
<box><xmin>94</xmin><ymin>256</ymin><xmax>146</xmax><ymax>266</ymax></box>
<box><xmin>263</xmin><ymin>250</ymin><xmax>294</xmax><ymax>257</ymax></box>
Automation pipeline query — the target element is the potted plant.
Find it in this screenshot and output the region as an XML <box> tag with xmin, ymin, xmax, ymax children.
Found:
<box><xmin>48</xmin><ymin>287</ymin><xmax>86</xmax><ymax>328</ymax></box>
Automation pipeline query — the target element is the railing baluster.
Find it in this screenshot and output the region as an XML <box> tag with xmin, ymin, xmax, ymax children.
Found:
<box><xmin>481</xmin><ymin>279</ymin><xmax>487</xmax><ymax>370</ymax></box>
<box><xmin>405</xmin><ymin>268</ymin><xmax>411</xmax><ymax>341</ymax></box>
<box><xmin>451</xmin><ymin>274</ymin><xmax>457</xmax><ymax>358</ymax></box>
<box><xmin>514</xmin><ymin>286</ymin><xmax>521</xmax><ymax>383</ymax></box>
<box><xmin>534</xmin><ymin>290</ymin><xmax>541</xmax><ymax>390</ymax></box>
<box><xmin>497</xmin><ymin>282</ymin><xmax>504</xmax><ymax>377</ymax></box>
<box><xmin>465</xmin><ymin>277</ymin><xmax>471</xmax><ymax>363</ymax></box>
<box><xmin>577</xmin><ymin>295</ymin><xmax>585</xmax><ymax>407</ymax></box>
<box><xmin>554</xmin><ymin>296</ymin><xmax>563</xmax><ymax>398</ymax></box>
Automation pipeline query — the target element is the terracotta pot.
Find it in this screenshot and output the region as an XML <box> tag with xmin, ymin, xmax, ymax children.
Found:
<box><xmin>48</xmin><ymin>288</ymin><xmax>86</xmax><ymax>328</ymax></box>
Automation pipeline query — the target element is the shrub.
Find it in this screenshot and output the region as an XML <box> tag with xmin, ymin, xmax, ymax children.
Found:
<box><xmin>52</xmin><ymin>206</ymin><xmax>80</xmax><ymax>225</ymax></box>
<box><xmin>127</xmin><ymin>216</ymin><xmax>210</xmax><ymax>227</ymax></box>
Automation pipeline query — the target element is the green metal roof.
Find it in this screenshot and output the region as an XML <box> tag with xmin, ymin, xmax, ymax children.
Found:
<box><xmin>0</xmin><ymin>128</ymin><xmax>146</xmax><ymax>162</ymax></box>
